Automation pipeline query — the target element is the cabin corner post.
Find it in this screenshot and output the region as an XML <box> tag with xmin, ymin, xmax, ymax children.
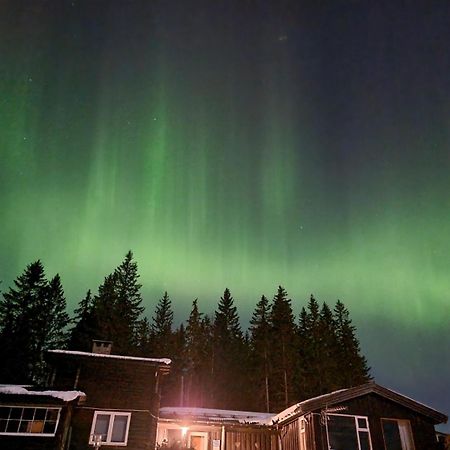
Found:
<box><xmin>221</xmin><ymin>425</ymin><xmax>226</xmax><ymax>450</ymax></box>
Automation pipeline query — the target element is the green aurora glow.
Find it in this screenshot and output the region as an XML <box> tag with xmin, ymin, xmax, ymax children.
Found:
<box><xmin>0</xmin><ymin>1</ymin><xmax>449</xmax><ymax>428</ymax></box>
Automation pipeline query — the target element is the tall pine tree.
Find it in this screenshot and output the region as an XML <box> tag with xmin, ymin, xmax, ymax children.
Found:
<box><xmin>184</xmin><ymin>299</ymin><xmax>213</xmax><ymax>407</ymax></box>
<box><xmin>151</xmin><ymin>291</ymin><xmax>174</xmax><ymax>357</ymax></box>
<box><xmin>249</xmin><ymin>295</ymin><xmax>271</xmax><ymax>411</ymax></box>
<box><xmin>0</xmin><ymin>261</ymin><xmax>70</xmax><ymax>384</ymax></box>
<box><xmin>212</xmin><ymin>288</ymin><xmax>248</xmax><ymax>409</ymax></box>
<box><xmin>269</xmin><ymin>286</ymin><xmax>297</xmax><ymax>411</ymax></box>
<box><xmin>334</xmin><ymin>300</ymin><xmax>371</xmax><ymax>387</ymax></box>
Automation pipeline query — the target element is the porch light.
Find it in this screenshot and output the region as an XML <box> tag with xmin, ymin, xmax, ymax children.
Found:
<box><xmin>181</xmin><ymin>427</ymin><xmax>189</xmax><ymax>437</ymax></box>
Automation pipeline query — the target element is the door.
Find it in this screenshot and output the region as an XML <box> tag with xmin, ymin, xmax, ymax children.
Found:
<box><xmin>190</xmin><ymin>432</ymin><xmax>209</xmax><ymax>450</ymax></box>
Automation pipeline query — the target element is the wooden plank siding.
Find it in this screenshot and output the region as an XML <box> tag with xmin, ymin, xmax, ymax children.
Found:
<box><xmin>225</xmin><ymin>427</ymin><xmax>278</xmax><ymax>450</ymax></box>
<box><xmin>47</xmin><ymin>352</ymin><xmax>168</xmax><ymax>450</ymax></box>
<box><xmin>278</xmin><ymin>393</ymin><xmax>441</xmax><ymax>450</ymax></box>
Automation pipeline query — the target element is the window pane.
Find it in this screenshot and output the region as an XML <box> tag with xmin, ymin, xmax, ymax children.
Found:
<box><xmin>47</xmin><ymin>409</ymin><xmax>59</xmax><ymax>421</ymax></box>
<box><xmin>6</xmin><ymin>419</ymin><xmax>20</xmax><ymax>432</ymax></box>
<box><xmin>358</xmin><ymin>418</ymin><xmax>368</xmax><ymax>429</ymax></box>
<box><xmin>0</xmin><ymin>407</ymin><xmax>10</xmax><ymax>420</ymax></box>
<box><xmin>34</xmin><ymin>409</ymin><xmax>46</xmax><ymax>420</ymax></box>
<box><xmin>111</xmin><ymin>415</ymin><xmax>128</xmax><ymax>442</ymax></box>
<box><xmin>94</xmin><ymin>414</ymin><xmax>110</xmax><ymax>440</ymax></box>
<box><xmin>43</xmin><ymin>420</ymin><xmax>57</xmax><ymax>434</ymax></box>
<box><xmin>328</xmin><ymin>415</ymin><xmax>359</xmax><ymax>450</ymax></box>
<box><xmin>359</xmin><ymin>431</ymin><xmax>371</xmax><ymax>450</ymax></box>
<box><xmin>10</xmin><ymin>408</ymin><xmax>22</xmax><ymax>419</ymax></box>
<box><xmin>22</xmin><ymin>408</ymin><xmax>34</xmax><ymax>420</ymax></box>
<box><xmin>382</xmin><ymin>420</ymin><xmax>402</xmax><ymax>450</ymax></box>
<box><xmin>0</xmin><ymin>419</ymin><xmax>7</xmax><ymax>432</ymax></box>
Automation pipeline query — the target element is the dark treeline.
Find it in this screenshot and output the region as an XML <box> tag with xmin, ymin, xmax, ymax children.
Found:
<box><xmin>0</xmin><ymin>251</ymin><xmax>371</xmax><ymax>412</ymax></box>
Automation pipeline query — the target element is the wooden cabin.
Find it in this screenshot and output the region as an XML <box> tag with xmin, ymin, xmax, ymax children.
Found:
<box><xmin>157</xmin><ymin>407</ymin><xmax>278</xmax><ymax>450</ymax></box>
<box><xmin>0</xmin><ymin>385</ymin><xmax>85</xmax><ymax>450</ymax></box>
<box><xmin>157</xmin><ymin>383</ymin><xmax>447</xmax><ymax>450</ymax></box>
<box><xmin>273</xmin><ymin>382</ymin><xmax>447</xmax><ymax>450</ymax></box>
<box><xmin>45</xmin><ymin>342</ymin><xmax>171</xmax><ymax>449</ymax></box>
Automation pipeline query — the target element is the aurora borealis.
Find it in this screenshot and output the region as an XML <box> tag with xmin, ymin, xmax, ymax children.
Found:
<box><xmin>1</xmin><ymin>0</ymin><xmax>449</xmax><ymax>428</ymax></box>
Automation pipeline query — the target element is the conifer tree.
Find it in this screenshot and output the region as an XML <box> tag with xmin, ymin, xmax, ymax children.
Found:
<box><xmin>114</xmin><ymin>250</ymin><xmax>144</xmax><ymax>353</ymax></box>
<box><xmin>249</xmin><ymin>295</ymin><xmax>271</xmax><ymax>411</ymax></box>
<box><xmin>69</xmin><ymin>290</ymin><xmax>96</xmax><ymax>351</ymax></box>
<box><xmin>212</xmin><ymin>288</ymin><xmax>247</xmax><ymax>409</ymax></box>
<box><xmin>317</xmin><ymin>302</ymin><xmax>340</xmax><ymax>392</ymax></box>
<box><xmin>0</xmin><ymin>261</ymin><xmax>70</xmax><ymax>384</ymax></box>
<box><xmin>269</xmin><ymin>286</ymin><xmax>297</xmax><ymax>411</ymax></box>
<box><xmin>185</xmin><ymin>299</ymin><xmax>212</xmax><ymax>406</ymax></box>
<box><xmin>151</xmin><ymin>291</ymin><xmax>174</xmax><ymax>357</ymax></box>
<box><xmin>134</xmin><ymin>317</ymin><xmax>153</xmax><ymax>356</ymax></box>
<box><xmin>80</xmin><ymin>251</ymin><xmax>144</xmax><ymax>355</ymax></box>
<box><xmin>333</xmin><ymin>300</ymin><xmax>371</xmax><ymax>386</ymax></box>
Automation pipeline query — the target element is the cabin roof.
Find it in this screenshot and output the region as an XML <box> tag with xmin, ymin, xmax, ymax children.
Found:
<box><xmin>47</xmin><ymin>349</ymin><xmax>171</xmax><ymax>366</ymax></box>
<box><xmin>0</xmin><ymin>385</ymin><xmax>86</xmax><ymax>402</ymax></box>
<box><xmin>273</xmin><ymin>382</ymin><xmax>448</xmax><ymax>425</ymax></box>
<box><xmin>159</xmin><ymin>406</ymin><xmax>275</xmax><ymax>425</ymax></box>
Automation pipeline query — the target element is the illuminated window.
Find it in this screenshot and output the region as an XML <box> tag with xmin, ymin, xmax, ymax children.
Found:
<box><xmin>382</xmin><ymin>419</ymin><xmax>415</xmax><ymax>450</ymax></box>
<box><xmin>89</xmin><ymin>411</ymin><xmax>131</xmax><ymax>446</ymax></box>
<box><xmin>0</xmin><ymin>406</ymin><xmax>61</xmax><ymax>436</ymax></box>
<box><xmin>327</xmin><ymin>414</ymin><xmax>372</xmax><ymax>450</ymax></box>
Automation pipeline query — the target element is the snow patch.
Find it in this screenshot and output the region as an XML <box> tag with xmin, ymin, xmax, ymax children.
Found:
<box><xmin>48</xmin><ymin>349</ymin><xmax>171</xmax><ymax>365</ymax></box>
<box><xmin>160</xmin><ymin>406</ymin><xmax>275</xmax><ymax>425</ymax></box>
<box><xmin>0</xmin><ymin>385</ymin><xmax>85</xmax><ymax>402</ymax></box>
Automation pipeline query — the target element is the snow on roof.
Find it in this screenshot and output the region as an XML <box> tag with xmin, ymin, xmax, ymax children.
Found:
<box><xmin>47</xmin><ymin>349</ymin><xmax>171</xmax><ymax>365</ymax></box>
<box><xmin>160</xmin><ymin>406</ymin><xmax>275</xmax><ymax>425</ymax></box>
<box><xmin>0</xmin><ymin>385</ymin><xmax>85</xmax><ymax>402</ymax></box>
<box><xmin>272</xmin><ymin>388</ymin><xmax>349</xmax><ymax>423</ymax></box>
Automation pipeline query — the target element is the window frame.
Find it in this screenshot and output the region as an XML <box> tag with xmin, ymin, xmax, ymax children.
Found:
<box><xmin>381</xmin><ymin>418</ymin><xmax>415</xmax><ymax>450</ymax></box>
<box><xmin>0</xmin><ymin>405</ymin><xmax>61</xmax><ymax>437</ymax></box>
<box><xmin>89</xmin><ymin>411</ymin><xmax>131</xmax><ymax>446</ymax></box>
<box><xmin>326</xmin><ymin>413</ymin><xmax>373</xmax><ymax>450</ymax></box>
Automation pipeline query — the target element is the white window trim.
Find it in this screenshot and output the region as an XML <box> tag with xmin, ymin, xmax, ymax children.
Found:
<box><xmin>89</xmin><ymin>411</ymin><xmax>131</xmax><ymax>446</ymax></box>
<box><xmin>326</xmin><ymin>413</ymin><xmax>373</xmax><ymax>450</ymax></box>
<box><xmin>0</xmin><ymin>406</ymin><xmax>61</xmax><ymax>437</ymax></box>
<box><xmin>381</xmin><ymin>418</ymin><xmax>415</xmax><ymax>450</ymax></box>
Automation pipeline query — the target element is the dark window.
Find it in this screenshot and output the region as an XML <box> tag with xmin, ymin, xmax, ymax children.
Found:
<box><xmin>0</xmin><ymin>406</ymin><xmax>61</xmax><ymax>436</ymax></box>
<box><xmin>90</xmin><ymin>411</ymin><xmax>131</xmax><ymax>445</ymax></box>
<box><xmin>382</xmin><ymin>419</ymin><xmax>414</xmax><ymax>450</ymax></box>
<box><xmin>327</xmin><ymin>414</ymin><xmax>372</xmax><ymax>450</ymax></box>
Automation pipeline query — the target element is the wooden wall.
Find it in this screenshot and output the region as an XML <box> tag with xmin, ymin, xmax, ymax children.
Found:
<box><xmin>225</xmin><ymin>426</ymin><xmax>278</xmax><ymax>450</ymax></box>
<box><xmin>281</xmin><ymin>393</ymin><xmax>439</xmax><ymax>450</ymax></box>
<box><xmin>51</xmin><ymin>356</ymin><xmax>163</xmax><ymax>450</ymax></box>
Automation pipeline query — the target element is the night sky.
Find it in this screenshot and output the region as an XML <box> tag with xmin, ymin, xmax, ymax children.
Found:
<box><xmin>1</xmin><ymin>1</ymin><xmax>449</xmax><ymax>429</ymax></box>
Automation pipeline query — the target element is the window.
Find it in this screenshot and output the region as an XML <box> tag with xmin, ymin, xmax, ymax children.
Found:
<box><xmin>90</xmin><ymin>411</ymin><xmax>131</xmax><ymax>446</ymax></box>
<box><xmin>327</xmin><ymin>414</ymin><xmax>372</xmax><ymax>450</ymax></box>
<box><xmin>0</xmin><ymin>406</ymin><xmax>61</xmax><ymax>436</ymax></box>
<box><xmin>382</xmin><ymin>419</ymin><xmax>415</xmax><ymax>450</ymax></box>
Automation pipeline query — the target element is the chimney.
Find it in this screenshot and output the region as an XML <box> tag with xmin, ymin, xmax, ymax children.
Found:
<box><xmin>92</xmin><ymin>340</ymin><xmax>113</xmax><ymax>355</ymax></box>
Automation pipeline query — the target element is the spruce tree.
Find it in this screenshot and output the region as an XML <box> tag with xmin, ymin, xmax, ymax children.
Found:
<box><xmin>317</xmin><ymin>302</ymin><xmax>340</xmax><ymax>393</ymax></box>
<box><xmin>333</xmin><ymin>300</ymin><xmax>371</xmax><ymax>386</ymax></box>
<box><xmin>249</xmin><ymin>295</ymin><xmax>271</xmax><ymax>411</ymax></box>
<box><xmin>151</xmin><ymin>291</ymin><xmax>174</xmax><ymax>357</ymax></box>
<box><xmin>86</xmin><ymin>251</ymin><xmax>144</xmax><ymax>355</ymax></box>
<box><xmin>134</xmin><ymin>317</ymin><xmax>153</xmax><ymax>357</ymax></box>
<box><xmin>212</xmin><ymin>288</ymin><xmax>247</xmax><ymax>409</ymax></box>
<box><xmin>185</xmin><ymin>299</ymin><xmax>212</xmax><ymax>406</ymax></box>
<box><xmin>0</xmin><ymin>261</ymin><xmax>70</xmax><ymax>384</ymax></box>
<box><xmin>114</xmin><ymin>250</ymin><xmax>144</xmax><ymax>353</ymax></box>
<box><xmin>269</xmin><ymin>286</ymin><xmax>297</xmax><ymax>411</ymax></box>
<box><xmin>69</xmin><ymin>290</ymin><xmax>96</xmax><ymax>351</ymax></box>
